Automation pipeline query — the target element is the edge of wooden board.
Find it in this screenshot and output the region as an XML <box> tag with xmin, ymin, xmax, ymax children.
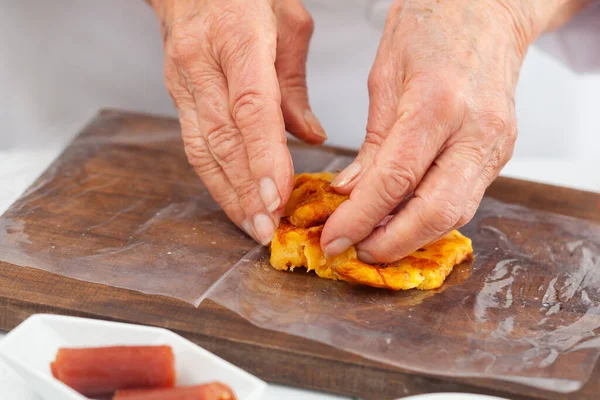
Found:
<box><xmin>1</xmin><ymin>109</ymin><xmax>599</xmax><ymax>399</ymax></box>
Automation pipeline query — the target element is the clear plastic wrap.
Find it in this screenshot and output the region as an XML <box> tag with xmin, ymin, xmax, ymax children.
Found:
<box><xmin>0</xmin><ymin>128</ymin><xmax>345</xmax><ymax>306</ymax></box>
<box><xmin>1</xmin><ymin>117</ymin><xmax>600</xmax><ymax>392</ymax></box>
<box><xmin>209</xmin><ymin>197</ymin><xmax>600</xmax><ymax>392</ymax></box>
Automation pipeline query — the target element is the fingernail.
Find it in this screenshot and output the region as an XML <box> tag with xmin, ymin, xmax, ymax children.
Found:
<box><xmin>304</xmin><ymin>110</ymin><xmax>327</xmax><ymax>140</ymax></box>
<box><xmin>357</xmin><ymin>250</ymin><xmax>377</xmax><ymax>264</ymax></box>
<box><xmin>324</xmin><ymin>237</ymin><xmax>354</xmax><ymax>258</ymax></box>
<box><xmin>253</xmin><ymin>213</ymin><xmax>275</xmax><ymax>246</ymax></box>
<box><xmin>273</xmin><ymin>213</ymin><xmax>281</xmax><ymax>229</ymax></box>
<box><xmin>332</xmin><ymin>163</ymin><xmax>361</xmax><ymax>188</ymax></box>
<box><xmin>259</xmin><ymin>177</ymin><xmax>281</xmax><ymax>212</ymax></box>
<box><xmin>242</xmin><ymin>219</ymin><xmax>257</xmax><ymax>241</ymax></box>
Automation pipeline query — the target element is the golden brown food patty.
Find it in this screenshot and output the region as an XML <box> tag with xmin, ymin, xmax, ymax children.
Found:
<box><xmin>270</xmin><ymin>173</ymin><xmax>473</xmax><ymax>290</ymax></box>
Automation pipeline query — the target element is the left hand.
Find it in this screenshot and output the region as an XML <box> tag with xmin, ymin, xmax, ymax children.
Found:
<box><xmin>320</xmin><ymin>0</ymin><xmax>573</xmax><ymax>263</ymax></box>
<box><xmin>148</xmin><ymin>0</ymin><xmax>324</xmax><ymax>246</ymax></box>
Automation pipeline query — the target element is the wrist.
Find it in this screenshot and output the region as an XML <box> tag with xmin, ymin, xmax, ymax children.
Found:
<box><xmin>493</xmin><ymin>0</ymin><xmax>592</xmax><ymax>50</ymax></box>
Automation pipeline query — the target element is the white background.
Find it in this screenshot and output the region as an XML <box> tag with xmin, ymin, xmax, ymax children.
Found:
<box><xmin>0</xmin><ymin>1</ymin><xmax>598</xmax><ymax>399</ymax></box>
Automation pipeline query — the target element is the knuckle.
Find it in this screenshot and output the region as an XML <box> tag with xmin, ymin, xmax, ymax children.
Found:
<box><xmin>501</xmin><ymin>125</ymin><xmax>518</xmax><ymax>165</ymax></box>
<box><xmin>167</xmin><ymin>26</ymin><xmax>199</xmax><ymax>65</ymax></box>
<box><xmin>205</xmin><ymin>124</ymin><xmax>245</xmax><ymax>165</ymax></box>
<box><xmin>475</xmin><ymin>110</ymin><xmax>512</xmax><ymax>138</ymax></box>
<box><xmin>457</xmin><ymin>193</ymin><xmax>484</xmax><ymax>227</ymax></box>
<box><xmin>363</xmin><ymin>131</ymin><xmax>385</xmax><ymax>149</ymax></box>
<box><xmin>457</xmin><ymin>208</ymin><xmax>476</xmax><ymax>228</ymax></box>
<box><xmin>165</xmin><ymin>76</ymin><xmax>194</xmax><ymax>109</ymax></box>
<box><xmin>178</xmin><ymin>109</ymin><xmax>199</xmax><ymax>133</ymax></box>
<box><xmin>418</xmin><ymin>198</ymin><xmax>462</xmax><ymax>235</ymax></box>
<box><xmin>358</xmin><ymin>202</ymin><xmax>384</xmax><ymax>227</ymax></box>
<box><xmin>163</xmin><ymin>63</ymin><xmax>178</xmax><ymax>85</ymax></box>
<box><xmin>503</xmin><ymin>122</ymin><xmax>518</xmax><ymax>154</ymax></box>
<box><xmin>216</xmin><ymin>192</ymin><xmax>239</xmax><ymax>215</ymax></box>
<box><xmin>487</xmin><ymin>147</ymin><xmax>505</xmax><ymax>172</ymax></box>
<box><xmin>244</xmin><ymin>136</ymin><xmax>271</xmax><ymax>164</ymax></box>
<box><xmin>413</xmin><ymin>73</ymin><xmax>458</xmax><ymax>102</ymax></box>
<box><xmin>279</xmin><ymin>73</ymin><xmax>307</xmax><ymax>95</ymax></box>
<box><xmin>278</xmin><ymin>1</ymin><xmax>314</xmax><ymax>36</ymax></box>
<box><xmin>455</xmin><ymin>142</ymin><xmax>489</xmax><ymax>167</ymax></box>
<box><xmin>481</xmin><ymin>161</ymin><xmax>498</xmax><ymax>183</ymax></box>
<box><xmin>190</xmin><ymin>72</ymin><xmax>222</xmax><ymax>99</ymax></box>
<box><xmin>433</xmin><ymin>203</ymin><xmax>461</xmax><ymax>230</ymax></box>
<box><xmin>402</xmin><ymin>75</ymin><xmax>463</xmax><ymax>128</ymax></box>
<box><xmin>361</xmin><ymin>230</ymin><xmax>396</xmax><ymax>262</ymax></box>
<box><xmin>475</xmin><ymin>109</ymin><xmax>517</xmax><ymax>164</ymax></box>
<box><xmin>367</xmin><ymin>72</ymin><xmax>379</xmax><ymax>95</ymax></box>
<box><xmin>456</xmin><ymin>214</ymin><xmax>472</xmax><ymax>228</ymax></box>
<box><xmin>290</xmin><ymin>10</ymin><xmax>314</xmax><ymax>36</ymax></box>
<box><xmin>506</xmin><ymin>122</ymin><xmax>518</xmax><ymax>144</ymax></box>
<box><xmin>500</xmin><ymin>143</ymin><xmax>515</xmax><ymax>165</ymax></box>
<box><xmin>165</xmin><ymin>85</ymin><xmax>188</xmax><ymax>109</ymax></box>
<box><xmin>435</xmin><ymin>84</ymin><xmax>461</xmax><ymax>110</ymax></box>
<box><xmin>428</xmin><ymin>85</ymin><xmax>462</xmax><ymax>121</ymax></box>
<box><xmin>375</xmin><ymin>164</ymin><xmax>418</xmax><ymax>208</ymax></box>
<box><xmin>367</xmin><ymin>67</ymin><xmax>391</xmax><ymax>96</ymax></box>
<box><xmin>234</xmin><ymin>179</ymin><xmax>257</xmax><ymax>204</ymax></box>
<box><xmin>231</xmin><ymin>90</ymin><xmax>267</xmax><ymax>129</ymax></box>
<box><xmin>183</xmin><ymin>137</ymin><xmax>213</xmax><ymax>171</ymax></box>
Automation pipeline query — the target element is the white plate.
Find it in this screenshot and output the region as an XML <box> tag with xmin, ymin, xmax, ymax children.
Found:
<box><xmin>401</xmin><ymin>394</ymin><xmax>509</xmax><ymax>400</ymax></box>
<box><xmin>0</xmin><ymin>314</ymin><xmax>267</xmax><ymax>400</ymax></box>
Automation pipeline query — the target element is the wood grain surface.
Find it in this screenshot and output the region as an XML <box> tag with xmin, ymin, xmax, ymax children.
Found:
<box><xmin>1</xmin><ymin>110</ymin><xmax>599</xmax><ymax>400</ymax></box>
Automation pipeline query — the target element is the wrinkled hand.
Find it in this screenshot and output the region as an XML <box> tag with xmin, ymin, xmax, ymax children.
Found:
<box><xmin>321</xmin><ymin>0</ymin><xmax>568</xmax><ymax>263</ymax></box>
<box><xmin>150</xmin><ymin>0</ymin><xmax>326</xmax><ymax>245</ymax></box>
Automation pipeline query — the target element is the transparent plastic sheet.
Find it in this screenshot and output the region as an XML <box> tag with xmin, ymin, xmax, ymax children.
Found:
<box><xmin>0</xmin><ymin>116</ymin><xmax>343</xmax><ymax>306</ymax></box>
<box><xmin>209</xmin><ymin>197</ymin><xmax>600</xmax><ymax>392</ymax></box>
<box><xmin>1</xmin><ymin>117</ymin><xmax>600</xmax><ymax>392</ymax></box>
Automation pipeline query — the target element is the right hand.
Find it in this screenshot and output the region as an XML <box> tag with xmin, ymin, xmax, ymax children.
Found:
<box><xmin>149</xmin><ymin>0</ymin><xmax>326</xmax><ymax>245</ymax></box>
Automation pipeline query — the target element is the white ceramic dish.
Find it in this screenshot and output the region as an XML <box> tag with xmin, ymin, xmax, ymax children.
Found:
<box><xmin>0</xmin><ymin>314</ymin><xmax>267</xmax><ymax>400</ymax></box>
<box><xmin>401</xmin><ymin>394</ymin><xmax>509</xmax><ymax>400</ymax></box>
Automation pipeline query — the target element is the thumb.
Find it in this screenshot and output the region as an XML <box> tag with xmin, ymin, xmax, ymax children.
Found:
<box><xmin>274</xmin><ymin>0</ymin><xmax>327</xmax><ymax>144</ymax></box>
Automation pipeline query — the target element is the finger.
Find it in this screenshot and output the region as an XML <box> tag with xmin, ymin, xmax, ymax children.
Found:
<box><xmin>220</xmin><ymin>19</ymin><xmax>295</xmax><ymax>218</ymax></box>
<box><xmin>274</xmin><ymin>0</ymin><xmax>326</xmax><ymax>144</ymax></box>
<box><xmin>169</xmin><ymin>39</ymin><xmax>277</xmax><ymax>245</ymax></box>
<box><xmin>330</xmin><ymin>134</ymin><xmax>379</xmax><ymax>194</ymax></box>
<box><xmin>356</xmin><ymin>143</ymin><xmax>484</xmax><ymax>263</ymax></box>
<box><xmin>192</xmin><ymin>66</ymin><xmax>278</xmax><ymax>245</ymax></box>
<box><xmin>182</xmin><ymin>110</ymin><xmax>257</xmax><ymax>241</ymax></box>
<box><xmin>164</xmin><ymin>59</ymin><xmax>257</xmax><ymax>241</ymax></box>
<box><xmin>357</xmin><ymin>106</ymin><xmax>518</xmax><ymax>263</ymax></box>
<box><xmin>321</xmin><ymin>86</ymin><xmax>463</xmax><ymax>257</ymax></box>
<box><xmin>452</xmin><ymin>131</ymin><xmax>516</xmax><ymax>231</ymax></box>
<box><xmin>331</xmin><ymin>22</ymin><xmax>400</xmax><ymax>192</ymax></box>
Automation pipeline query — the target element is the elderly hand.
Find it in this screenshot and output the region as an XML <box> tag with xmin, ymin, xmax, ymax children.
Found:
<box><xmin>149</xmin><ymin>0</ymin><xmax>325</xmax><ymax>245</ymax></box>
<box><xmin>321</xmin><ymin>0</ymin><xmax>588</xmax><ymax>263</ymax></box>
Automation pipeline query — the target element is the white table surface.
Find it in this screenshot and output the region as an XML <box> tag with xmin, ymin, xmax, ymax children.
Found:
<box><xmin>0</xmin><ymin>139</ymin><xmax>598</xmax><ymax>400</ymax></box>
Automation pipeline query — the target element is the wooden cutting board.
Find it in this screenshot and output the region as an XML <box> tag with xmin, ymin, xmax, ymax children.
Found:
<box><xmin>1</xmin><ymin>110</ymin><xmax>599</xmax><ymax>400</ymax></box>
